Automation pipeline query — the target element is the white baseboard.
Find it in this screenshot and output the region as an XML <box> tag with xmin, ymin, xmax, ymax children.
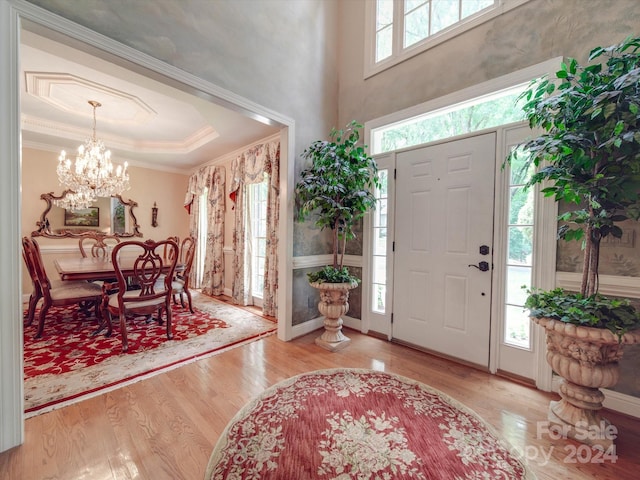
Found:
<box><xmin>603</xmin><ymin>388</ymin><xmax>640</xmax><ymax>418</ymax></box>
<box><xmin>291</xmin><ymin>315</ymin><xmax>360</xmax><ymax>340</ymax></box>
<box><xmin>552</xmin><ymin>374</ymin><xmax>639</xmax><ymax>418</ymax></box>
<box><xmin>292</xmin><ymin>316</ymin><xmax>324</xmax><ymax>338</ymax></box>
<box><xmin>342</xmin><ymin>315</ymin><xmax>361</xmax><ymax>331</ymax></box>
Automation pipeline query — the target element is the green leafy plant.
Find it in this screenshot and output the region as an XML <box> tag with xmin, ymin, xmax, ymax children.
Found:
<box><xmin>507</xmin><ymin>35</ymin><xmax>640</xmax><ymax>334</ymax></box>
<box><xmin>295</xmin><ymin>121</ymin><xmax>379</xmax><ymax>283</ymax></box>
<box><xmin>525</xmin><ymin>288</ymin><xmax>640</xmax><ymax>336</ymax></box>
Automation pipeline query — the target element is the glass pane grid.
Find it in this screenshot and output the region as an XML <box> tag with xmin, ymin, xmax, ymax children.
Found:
<box><xmin>371</xmin><ymin>169</ymin><xmax>389</xmax><ymax>314</ymax></box>
<box><xmin>504</xmin><ymin>304</ymin><xmax>532</xmax><ymax>349</ymax></box>
<box><xmin>503</xmin><ymin>150</ymin><xmax>534</xmax><ymax>349</ymax></box>
<box><xmin>404</xmin><ymin>3</ymin><xmax>430</xmax><ymax>48</ymax></box>
<box><xmin>372</xmin><ymin>284</ymin><xmax>386</xmax><ymax>313</ymax></box>
<box><xmin>250</xmin><ymin>181</ymin><xmax>268</xmax><ymax>300</ymax></box>
<box><xmin>374</xmin><ymin>0</ymin><xmax>501</xmax><ymax>66</ymax></box>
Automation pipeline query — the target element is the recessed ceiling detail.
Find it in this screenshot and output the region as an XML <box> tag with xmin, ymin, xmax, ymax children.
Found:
<box><xmin>24</xmin><ymin>71</ymin><xmax>156</xmax><ymax>125</ymax></box>
<box><xmin>20</xmin><ymin>31</ymin><xmax>279</xmax><ymax>171</ymax></box>
<box><xmin>21</xmin><ymin>114</ymin><xmax>219</xmax><ymax>154</ymax></box>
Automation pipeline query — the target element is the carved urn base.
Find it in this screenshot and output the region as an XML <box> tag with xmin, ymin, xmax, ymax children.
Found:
<box><xmin>534</xmin><ymin>317</ymin><xmax>640</xmax><ymax>449</ymax></box>
<box><xmin>310</xmin><ymin>280</ymin><xmax>358</xmax><ymax>352</ymax></box>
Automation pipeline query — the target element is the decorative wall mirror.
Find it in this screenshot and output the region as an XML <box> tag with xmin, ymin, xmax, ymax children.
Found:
<box><xmin>32</xmin><ymin>190</ymin><xmax>142</xmax><ymax>238</ymax></box>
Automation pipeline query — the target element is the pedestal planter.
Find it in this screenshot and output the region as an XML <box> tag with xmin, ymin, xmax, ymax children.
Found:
<box><xmin>310</xmin><ymin>280</ymin><xmax>358</xmax><ymax>352</ymax></box>
<box><xmin>533</xmin><ymin>317</ymin><xmax>640</xmax><ymax>449</ymax></box>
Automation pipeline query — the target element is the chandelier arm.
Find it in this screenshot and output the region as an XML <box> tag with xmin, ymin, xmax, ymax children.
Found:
<box><xmin>56</xmin><ymin>100</ymin><xmax>129</xmax><ymax>210</ymax></box>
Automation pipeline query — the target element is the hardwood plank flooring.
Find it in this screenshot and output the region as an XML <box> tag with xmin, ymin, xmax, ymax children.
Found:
<box><xmin>1</xmin><ymin>328</ymin><xmax>639</xmax><ymax>479</ymax></box>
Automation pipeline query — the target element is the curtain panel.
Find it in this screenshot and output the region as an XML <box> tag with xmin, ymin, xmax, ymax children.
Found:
<box><xmin>229</xmin><ymin>139</ymin><xmax>280</xmax><ymax>316</ymax></box>
<box><xmin>184</xmin><ymin>165</ymin><xmax>226</xmax><ymax>295</ymax></box>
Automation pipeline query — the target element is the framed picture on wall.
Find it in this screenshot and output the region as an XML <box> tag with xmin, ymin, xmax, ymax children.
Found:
<box><xmin>64</xmin><ymin>207</ymin><xmax>99</xmax><ymax>227</ymax></box>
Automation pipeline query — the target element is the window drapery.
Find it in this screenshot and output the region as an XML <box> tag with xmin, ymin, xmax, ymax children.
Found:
<box><xmin>229</xmin><ymin>140</ymin><xmax>280</xmax><ymax>316</ymax></box>
<box><xmin>184</xmin><ymin>165</ymin><xmax>226</xmax><ymax>295</ymax></box>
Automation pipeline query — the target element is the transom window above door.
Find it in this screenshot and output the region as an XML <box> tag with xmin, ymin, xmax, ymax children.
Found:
<box><xmin>365</xmin><ymin>0</ymin><xmax>531</xmax><ymax>77</ymax></box>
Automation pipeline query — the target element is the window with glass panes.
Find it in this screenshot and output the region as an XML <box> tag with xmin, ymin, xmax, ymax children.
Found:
<box><xmin>371</xmin><ymin>85</ymin><xmax>526</xmax><ymax>155</ymax></box>
<box><xmin>375</xmin><ymin>0</ymin><xmax>496</xmax><ymax>64</ymax></box>
<box><xmin>504</xmin><ymin>147</ymin><xmax>534</xmax><ymax>348</ymax></box>
<box><xmin>372</xmin><ymin>169</ymin><xmax>389</xmax><ymax>313</ymax></box>
<box><xmin>249</xmin><ymin>179</ymin><xmax>268</xmax><ymax>299</ymax></box>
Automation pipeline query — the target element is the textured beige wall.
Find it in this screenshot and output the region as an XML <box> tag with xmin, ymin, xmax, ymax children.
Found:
<box><xmin>338</xmin><ymin>0</ymin><xmax>640</xmax><ymax>126</ymax></box>
<box><xmin>21</xmin><ymin>147</ymin><xmax>190</xmax><ymax>293</ymax></box>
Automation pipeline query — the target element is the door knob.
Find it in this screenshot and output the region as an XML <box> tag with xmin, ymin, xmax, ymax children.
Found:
<box><xmin>468</xmin><ymin>261</ymin><xmax>490</xmax><ymax>272</ymax></box>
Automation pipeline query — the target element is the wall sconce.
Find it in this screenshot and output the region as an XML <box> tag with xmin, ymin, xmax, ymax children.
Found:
<box><xmin>151</xmin><ymin>201</ymin><xmax>158</xmax><ymax>227</ymax></box>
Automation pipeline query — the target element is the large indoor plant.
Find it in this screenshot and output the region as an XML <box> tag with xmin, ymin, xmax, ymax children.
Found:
<box><xmin>508</xmin><ymin>35</ymin><xmax>640</xmax><ymax>448</ymax></box>
<box><xmin>295</xmin><ymin>120</ymin><xmax>379</xmax><ymax>351</ymax></box>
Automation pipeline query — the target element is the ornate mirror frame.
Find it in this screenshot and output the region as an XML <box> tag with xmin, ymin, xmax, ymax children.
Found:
<box><xmin>32</xmin><ymin>190</ymin><xmax>142</xmax><ymax>238</ymax></box>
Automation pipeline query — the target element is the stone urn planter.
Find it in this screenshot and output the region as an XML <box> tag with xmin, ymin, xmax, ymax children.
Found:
<box><xmin>310</xmin><ymin>280</ymin><xmax>358</xmax><ymax>352</ymax></box>
<box><xmin>534</xmin><ymin>317</ymin><xmax>640</xmax><ymax>449</ymax></box>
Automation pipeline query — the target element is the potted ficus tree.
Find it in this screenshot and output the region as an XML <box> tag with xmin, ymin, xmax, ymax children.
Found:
<box><xmin>508</xmin><ymin>35</ymin><xmax>640</xmax><ymax>449</ymax></box>
<box><xmin>295</xmin><ymin>120</ymin><xmax>379</xmax><ymax>351</ymax></box>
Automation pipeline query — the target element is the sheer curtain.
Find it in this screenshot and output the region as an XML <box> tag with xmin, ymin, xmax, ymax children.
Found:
<box><xmin>184</xmin><ymin>165</ymin><xmax>226</xmax><ymax>295</ymax></box>
<box><xmin>229</xmin><ymin>140</ymin><xmax>280</xmax><ymax>316</ymax></box>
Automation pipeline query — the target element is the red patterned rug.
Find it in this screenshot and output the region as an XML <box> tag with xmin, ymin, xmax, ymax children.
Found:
<box><xmin>206</xmin><ymin>369</ymin><xmax>535</xmax><ymax>480</ymax></box>
<box><xmin>24</xmin><ymin>292</ymin><xmax>276</xmax><ymax>416</ymax></box>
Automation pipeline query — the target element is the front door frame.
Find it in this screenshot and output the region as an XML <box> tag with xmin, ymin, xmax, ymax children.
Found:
<box><xmin>362</xmin><ymin>122</ymin><xmax>556</xmax><ymax>387</ymax></box>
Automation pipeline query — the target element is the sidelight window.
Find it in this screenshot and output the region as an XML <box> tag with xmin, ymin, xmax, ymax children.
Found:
<box><xmin>371</xmin><ymin>169</ymin><xmax>390</xmax><ymax>313</ymax></box>
<box><xmin>503</xmin><ymin>146</ymin><xmax>534</xmax><ymax>348</ymax></box>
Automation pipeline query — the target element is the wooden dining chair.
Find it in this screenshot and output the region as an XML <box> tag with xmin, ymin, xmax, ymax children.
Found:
<box><xmin>170</xmin><ymin>236</ymin><xmax>196</xmax><ymax>313</ymax></box>
<box><xmin>101</xmin><ymin>238</ymin><xmax>179</xmax><ymax>352</ymax></box>
<box><xmin>22</xmin><ymin>236</ymin><xmax>101</xmax><ymax>327</ymax></box>
<box><xmin>23</xmin><ymin>237</ymin><xmax>103</xmax><ymax>338</ymax></box>
<box><xmin>164</xmin><ymin>236</ymin><xmax>180</xmax><ymax>261</ymax></box>
<box><xmin>79</xmin><ymin>233</ymin><xmax>121</xmax><ymax>258</ymax></box>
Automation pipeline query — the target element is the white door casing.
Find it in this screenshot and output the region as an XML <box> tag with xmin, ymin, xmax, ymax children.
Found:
<box><xmin>393</xmin><ymin>132</ymin><xmax>496</xmax><ymax>367</ymax></box>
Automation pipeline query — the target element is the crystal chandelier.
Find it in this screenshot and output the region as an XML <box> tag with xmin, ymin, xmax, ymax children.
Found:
<box><xmin>55</xmin><ymin>100</ymin><xmax>129</xmax><ymax>210</ymax></box>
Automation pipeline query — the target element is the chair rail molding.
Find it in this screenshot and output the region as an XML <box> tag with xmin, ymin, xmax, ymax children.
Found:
<box><xmin>292</xmin><ymin>254</ymin><xmax>363</xmax><ymax>270</ymax></box>
<box><xmin>556</xmin><ymin>271</ymin><xmax>640</xmax><ymax>299</ymax></box>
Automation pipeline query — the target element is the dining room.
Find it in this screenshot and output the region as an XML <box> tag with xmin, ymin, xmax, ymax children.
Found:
<box><xmin>17</xmin><ymin>25</ymin><xmax>284</xmax><ymax>417</ymax></box>
<box><xmin>19</xmin><ymin>141</ymin><xmax>282</xmax><ymax>415</ymax></box>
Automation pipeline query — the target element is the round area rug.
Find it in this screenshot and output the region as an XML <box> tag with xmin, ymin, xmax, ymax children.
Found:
<box><xmin>205</xmin><ymin>368</ymin><xmax>536</xmax><ymax>479</ymax></box>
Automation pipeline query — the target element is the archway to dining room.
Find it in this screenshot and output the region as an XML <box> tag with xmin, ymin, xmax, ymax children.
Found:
<box><xmin>0</xmin><ymin>0</ymin><xmax>295</xmax><ymax>451</ymax></box>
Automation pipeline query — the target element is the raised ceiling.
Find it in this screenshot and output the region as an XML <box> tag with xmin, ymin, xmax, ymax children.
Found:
<box><xmin>20</xmin><ymin>30</ymin><xmax>279</xmax><ymax>173</ymax></box>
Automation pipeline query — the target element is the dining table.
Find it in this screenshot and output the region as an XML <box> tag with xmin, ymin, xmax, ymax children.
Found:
<box><xmin>54</xmin><ymin>255</ymin><xmax>184</xmax><ymax>282</ymax></box>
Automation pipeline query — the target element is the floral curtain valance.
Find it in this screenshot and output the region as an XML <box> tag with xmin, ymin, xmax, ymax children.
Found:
<box><xmin>229</xmin><ymin>140</ymin><xmax>280</xmax><ymax>206</ymax></box>
<box><xmin>184</xmin><ymin>164</ymin><xmax>220</xmax><ymax>213</ymax></box>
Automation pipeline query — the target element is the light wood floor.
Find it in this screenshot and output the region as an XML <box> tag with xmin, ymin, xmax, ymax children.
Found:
<box><xmin>1</xmin><ymin>329</ymin><xmax>639</xmax><ymax>480</ymax></box>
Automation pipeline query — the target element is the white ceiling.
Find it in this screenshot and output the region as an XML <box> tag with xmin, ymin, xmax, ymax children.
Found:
<box><xmin>20</xmin><ymin>30</ymin><xmax>279</xmax><ymax>173</ymax></box>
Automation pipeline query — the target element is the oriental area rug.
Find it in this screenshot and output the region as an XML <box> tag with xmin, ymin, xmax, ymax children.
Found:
<box><xmin>206</xmin><ymin>369</ymin><xmax>536</xmax><ymax>480</ymax></box>
<box><xmin>23</xmin><ymin>291</ymin><xmax>276</xmax><ymax>417</ymax></box>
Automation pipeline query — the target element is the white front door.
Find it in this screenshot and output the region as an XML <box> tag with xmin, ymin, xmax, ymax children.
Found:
<box><xmin>393</xmin><ymin>133</ymin><xmax>496</xmax><ymax>367</ymax></box>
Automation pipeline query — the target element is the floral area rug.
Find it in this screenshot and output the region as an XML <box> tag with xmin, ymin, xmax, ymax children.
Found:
<box><xmin>205</xmin><ymin>369</ymin><xmax>536</xmax><ymax>480</ymax></box>
<box><xmin>24</xmin><ymin>291</ymin><xmax>276</xmax><ymax>416</ymax></box>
